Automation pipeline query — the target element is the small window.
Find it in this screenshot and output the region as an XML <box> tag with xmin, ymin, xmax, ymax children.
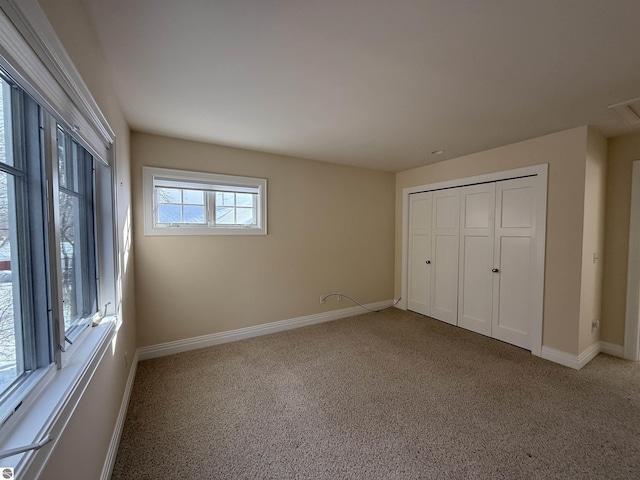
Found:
<box><xmin>143</xmin><ymin>167</ymin><xmax>267</xmax><ymax>235</ymax></box>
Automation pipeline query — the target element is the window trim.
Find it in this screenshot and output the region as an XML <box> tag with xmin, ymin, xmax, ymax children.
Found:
<box><xmin>143</xmin><ymin>166</ymin><xmax>268</xmax><ymax>236</ymax></box>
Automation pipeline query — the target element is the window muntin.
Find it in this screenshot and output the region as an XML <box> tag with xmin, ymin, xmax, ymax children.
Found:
<box><xmin>144</xmin><ymin>167</ymin><xmax>267</xmax><ymax>235</ymax></box>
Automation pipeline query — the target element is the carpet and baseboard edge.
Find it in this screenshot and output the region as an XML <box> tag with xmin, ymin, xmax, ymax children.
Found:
<box><xmin>137</xmin><ymin>300</ymin><xmax>395</xmax><ymax>361</ymax></box>
<box><xmin>100</xmin><ymin>350</ymin><xmax>139</xmax><ymax>480</ymax></box>
<box><xmin>541</xmin><ymin>341</ymin><xmax>625</xmax><ymax>370</ymax></box>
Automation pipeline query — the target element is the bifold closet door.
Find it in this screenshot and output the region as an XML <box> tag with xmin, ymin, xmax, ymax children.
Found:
<box><xmin>408</xmin><ymin>192</ymin><xmax>432</xmax><ymax>316</ymax></box>
<box><xmin>430</xmin><ymin>189</ymin><xmax>460</xmax><ymax>325</ymax></box>
<box><xmin>458</xmin><ymin>183</ymin><xmax>495</xmax><ymax>336</ymax></box>
<box><xmin>492</xmin><ymin>177</ymin><xmax>536</xmax><ymax>350</ymax></box>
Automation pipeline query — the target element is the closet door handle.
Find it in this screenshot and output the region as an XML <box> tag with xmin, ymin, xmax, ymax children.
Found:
<box><xmin>426</xmin><ymin>260</ymin><xmax>431</xmax><ymax>264</ymax></box>
<box><xmin>492</xmin><ymin>268</ymin><xmax>499</xmax><ymax>273</ymax></box>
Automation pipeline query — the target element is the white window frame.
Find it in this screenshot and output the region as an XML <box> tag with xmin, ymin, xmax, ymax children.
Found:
<box><xmin>143</xmin><ymin>166</ymin><xmax>267</xmax><ymax>236</ymax></box>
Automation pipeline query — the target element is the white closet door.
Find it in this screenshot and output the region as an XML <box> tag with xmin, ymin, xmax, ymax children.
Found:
<box><xmin>458</xmin><ymin>183</ymin><xmax>495</xmax><ymax>336</ymax></box>
<box><xmin>408</xmin><ymin>192</ymin><xmax>433</xmax><ymax>316</ymax></box>
<box><xmin>492</xmin><ymin>177</ymin><xmax>536</xmax><ymax>349</ymax></box>
<box><xmin>430</xmin><ymin>189</ymin><xmax>460</xmax><ymax>325</ymax></box>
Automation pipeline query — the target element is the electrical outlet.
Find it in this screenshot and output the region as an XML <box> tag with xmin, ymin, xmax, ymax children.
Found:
<box><xmin>337</xmin><ymin>293</ymin><xmax>343</xmax><ymax>301</ymax></box>
<box><xmin>320</xmin><ymin>295</ymin><xmax>326</xmax><ymax>304</ymax></box>
<box><xmin>591</xmin><ymin>319</ymin><xmax>600</xmax><ymax>332</ymax></box>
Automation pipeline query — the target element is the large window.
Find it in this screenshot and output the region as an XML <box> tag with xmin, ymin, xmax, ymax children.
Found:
<box><xmin>0</xmin><ymin>70</ymin><xmax>102</xmax><ymax>422</ymax></box>
<box><xmin>143</xmin><ymin>167</ymin><xmax>267</xmax><ymax>235</ymax></box>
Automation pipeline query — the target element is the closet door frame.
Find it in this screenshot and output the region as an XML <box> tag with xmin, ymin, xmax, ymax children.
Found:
<box><xmin>400</xmin><ymin>164</ymin><xmax>548</xmax><ymax>357</ymax></box>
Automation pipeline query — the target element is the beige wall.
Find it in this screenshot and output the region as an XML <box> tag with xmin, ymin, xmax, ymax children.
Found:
<box><xmin>37</xmin><ymin>0</ymin><xmax>137</xmax><ymax>479</ymax></box>
<box><xmin>132</xmin><ymin>132</ymin><xmax>395</xmax><ymax>348</ymax></box>
<box><xmin>602</xmin><ymin>131</ymin><xmax>640</xmax><ymax>345</ymax></box>
<box><xmin>578</xmin><ymin>127</ymin><xmax>608</xmax><ymax>352</ymax></box>
<box><xmin>396</xmin><ymin>127</ymin><xmax>589</xmax><ymax>355</ymax></box>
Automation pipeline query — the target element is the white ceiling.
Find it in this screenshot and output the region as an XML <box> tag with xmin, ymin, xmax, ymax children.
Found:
<box><xmin>80</xmin><ymin>0</ymin><xmax>640</xmax><ymax>172</ymax></box>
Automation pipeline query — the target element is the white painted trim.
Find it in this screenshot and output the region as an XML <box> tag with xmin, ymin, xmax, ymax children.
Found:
<box><xmin>99</xmin><ymin>350</ymin><xmax>138</xmax><ymax>480</ymax></box>
<box><xmin>577</xmin><ymin>342</ymin><xmax>604</xmax><ymax>368</ymax></box>
<box><xmin>530</xmin><ymin>165</ymin><xmax>548</xmax><ymax>358</ymax></box>
<box><xmin>139</xmin><ymin>300</ymin><xmax>395</xmax><ymax>361</ymax></box>
<box><xmin>624</xmin><ymin>160</ymin><xmax>640</xmax><ymax>361</ymax></box>
<box><xmin>400</xmin><ymin>163</ymin><xmax>548</xmax><ymax>356</ymax></box>
<box><xmin>540</xmin><ymin>342</ymin><xmax>600</xmax><ymax>370</ymax></box>
<box><xmin>599</xmin><ymin>341</ymin><xmax>625</xmax><ymax>358</ymax></box>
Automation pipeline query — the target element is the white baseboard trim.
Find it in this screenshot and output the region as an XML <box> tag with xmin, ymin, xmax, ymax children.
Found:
<box><xmin>100</xmin><ymin>350</ymin><xmax>139</xmax><ymax>480</ymax></box>
<box><xmin>138</xmin><ymin>300</ymin><xmax>395</xmax><ymax>361</ymax></box>
<box><xmin>540</xmin><ymin>342</ymin><xmax>600</xmax><ymax>370</ymax></box>
<box><xmin>599</xmin><ymin>341</ymin><xmax>625</xmax><ymax>358</ymax></box>
<box><xmin>540</xmin><ymin>340</ymin><xmax>628</xmax><ymax>370</ymax></box>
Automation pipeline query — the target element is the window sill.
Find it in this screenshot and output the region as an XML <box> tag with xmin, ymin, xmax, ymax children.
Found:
<box><xmin>0</xmin><ymin>316</ymin><xmax>116</xmax><ymax>477</ymax></box>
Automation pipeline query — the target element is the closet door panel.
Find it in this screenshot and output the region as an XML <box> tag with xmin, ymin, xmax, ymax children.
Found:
<box><xmin>458</xmin><ymin>183</ymin><xmax>495</xmax><ymax>336</ymax></box>
<box><xmin>408</xmin><ymin>192</ymin><xmax>432</xmax><ymax>316</ymax></box>
<box><xmin>430</xmin><ymin>190</ymin><xmax>460</xmax><ymax>325</ymax></box>
<box><xmin>492</xmin><ymin>177</ymin><xmax>535</xmax><ymax>350</ymax></box>
<box><xmin>495</xmin><ymin>236</ymin><xmax>531</xmax><ymax>335</ymax></box>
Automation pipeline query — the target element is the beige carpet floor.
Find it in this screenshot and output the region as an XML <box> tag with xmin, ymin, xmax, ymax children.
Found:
<box><xmin>111</xmin><ymin>309</ymin><xmax>640</xmax><ymax>479</ymax></box>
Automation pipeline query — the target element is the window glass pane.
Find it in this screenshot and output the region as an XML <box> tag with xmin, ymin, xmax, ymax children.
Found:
<box><xmin>236</xmin><ymin>207</ymin><xmax>255</xmax><ymax>225</ymax></box>
<box><xmin>57</xmin><ymin>127</ymin><xmax>67</xmax><ymax>189</ymax></box>
<box><xmin>215</xmin><ymin>206</ymin><xmax>235</xmax><ymax>224</ymax></box>
<box><xmin>218</xmin><ymin>192</ymin><xmax>235</xmax><ymax>206</ymax></box>
<box><xmin>70</xmin><ymin>144</ymin><xmax>80</xmax><ymax>192</ymax></box>
<box><xmin>0</xmin><ymin>172</ymin><xmax>24</xmax><ymax>393</ymax></box>
<box><xmin>216</xmin><ymin>192</ymin><xmax>235</xmax><ymax>207</ymax></box>
<box><xmin>183</xmin><ymin>189</ymin><xmax>204</xmax><ymax>205</ymax></box>
<box><xmin>156</xmin><ymin>187</ymin><xmax>182</xmax><ymax>204</ymax></box>
<box><xmin>58</xmin><ymin>134</ymin><xmax>81</xmax><ymax>193</ymax></box>
<box><xmin>183</xmin><ymin>205</ymin><xmax>205</xmax><ymax>224</ymax></box>
<box><xmin>158</xmin><ymin>204</ymin><xmax>181</xmax><ymax>224</ymax></box>
<box><xmin>236</xmin><ymin>193</ymin><xmax>253</xmax><ymax>207</ymax></box>
<box><xmin>0</xmin><ymin>79</ymin><xmax>14</xmax><ymax>167</ymax></box>
<box><xmin>59</xmin><ymin>191</ymin><xmax>83</xmax><ymax>329</ymax></box>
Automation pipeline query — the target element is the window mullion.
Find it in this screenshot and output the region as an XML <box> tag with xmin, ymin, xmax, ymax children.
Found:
<box><xmin>89</xmin><ymin>155</ymin><xmax>99</xmax><ymax>316</ymax></box>
<box><xmin>209</xmin><ymin>191</ymin><xmax>216</xmax><ymax>227</ymax></box>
